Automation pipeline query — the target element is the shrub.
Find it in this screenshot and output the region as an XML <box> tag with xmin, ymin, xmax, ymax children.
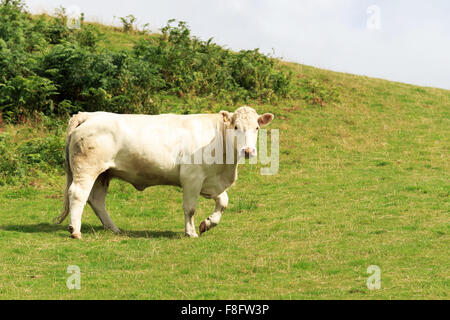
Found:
<box><xmin>75</xmin><ymin>24</ymin><xmax>102</xmax><ymax>49</ymax></box>
<box><xmin>0</xmin><ymin>132</ymin><xmax>22</xmax><ymax>184</ymax></box>
<box><xmin>0</xmin><ymin>1</ymin><xmax>294</xmax><ymax>123</ymax></box>
<box><xmin>0</xmin><ymin>126</ymin><xmax>65</xmax><ymax>185</ymax></box>
<box><xmin>0</xmin><ymin>75</ymin><xmax>58</xmax><ymax>122</ymax></box>
<box><xmin>17</xmin><ymin>134</ymin><xmax>65</xmax><ymax>168</ymax></box>
<box><xmin>134</xmin><ymin>20</ymin><xmax>293</xmax><ymax>102</ymax></box>
<box><xmin>230</xmin><ymin>49</ymin><xmax>293</xmax><ymax>100</ymax></box>
<box><xmin>40</xmin><ymin>43</ymin><xmax>164</xmax><ymax>114</ymax></box>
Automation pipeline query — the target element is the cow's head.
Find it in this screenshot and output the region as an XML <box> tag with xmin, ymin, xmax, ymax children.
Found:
<box><xmin>220</xmin><ymin>106</ymin><xmax>274</xmax><ymax>159</ymax></box>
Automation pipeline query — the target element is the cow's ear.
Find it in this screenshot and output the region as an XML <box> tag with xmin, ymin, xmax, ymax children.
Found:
<box><xmin>220</xmin><ymin>110</ymin><xmax>233</xmax><ymax>123</ymax></box>
<box><xmin>258</xmin><ymin>113</ymin><xmax>274</xmax><ymax>126</ymax></box>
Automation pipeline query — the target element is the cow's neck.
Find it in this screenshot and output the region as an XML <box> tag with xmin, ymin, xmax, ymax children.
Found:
<box><xmin>220</xmin><ymin>122</ymin><xmax>239</xmax><ymax>187</ymax></box>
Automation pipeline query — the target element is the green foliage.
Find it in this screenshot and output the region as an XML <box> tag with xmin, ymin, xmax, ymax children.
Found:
<box><xmin>17</xmin><ymin>134</ymin><xmax>64</xmax><ymax>167</ymax></box>
<box><xmin>134</xmin><ymin>20</ymin><xmax>293</xmax><ymax>102</ymax></box>
<box><xmin>0</xmin><ymin>128</ymin><xmax>65</xmax><ymax>185</ymax></box>
<box><xmin>0</xmin><ymin>0</ymin><xmax>29</xmax><ymax>48</ymax></box>
<box><xmin>231</xmin><ymin>49</ymin><xmax>293</xmax><ymax>101</ymax></box>
<box><xmin>75</xmin><ymin>24</ymin><xmax>102</xmax><ymax>49</ymax></box>
<box><xmin>0</xmin><ymin>1</ymin><xmax>294</xmax><ymax>123</ymax></box>
<box><xmin>0</xmin><ymin>132</ymin><xmax>21</xmax><ymax>184</ymax></box>
<box><xmin>40</xmin><ymin>43</ymin><xmax>164</xmax><ymax>114</ymax></box>
<box><xmin>0</xmin><ymin>75</ymin><xmax>58</xmax><ymax>121</ymax></box>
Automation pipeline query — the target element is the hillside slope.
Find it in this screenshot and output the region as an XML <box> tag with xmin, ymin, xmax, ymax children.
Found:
<box><xmin>0</xmin><ymin>15</ymin><xmax>449</xmax><ymax>299</ymax></box>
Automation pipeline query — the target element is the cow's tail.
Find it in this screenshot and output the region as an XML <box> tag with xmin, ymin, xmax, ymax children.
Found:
<box><xmin>54</xmin><ymin>113</ymin><xmax>90</xmax><ymax>224</ymax></box>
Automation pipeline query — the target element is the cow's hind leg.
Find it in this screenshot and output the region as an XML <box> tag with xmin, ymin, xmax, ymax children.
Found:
<box><xmin>68</xmin><ymin>174</ymin><xmax>97</xmax><ymax>239</ymax></box>
<box><xmin>199</xmin><ymin>191</ymin><xmax>228</xmax><ymax>235</ymax></box>
<box><xmin>88</xmin><ymin>173</ymin><xmax>120</xmax><ymax>234</ymax></box>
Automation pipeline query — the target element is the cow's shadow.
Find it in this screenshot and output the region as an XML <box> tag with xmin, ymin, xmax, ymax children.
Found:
<box><xmin>0</xmin><ymin>223</ymin><xmax>183</xmax><ymax>239</ymax></box>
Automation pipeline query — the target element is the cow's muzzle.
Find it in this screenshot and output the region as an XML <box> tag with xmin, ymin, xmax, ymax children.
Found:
<box><xmin>242</xmin><ymin>147</ymin><xmax>257</xmax><ymax>159</ymax></box>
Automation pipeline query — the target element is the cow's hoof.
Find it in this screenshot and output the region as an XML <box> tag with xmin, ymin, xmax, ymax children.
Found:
<box><xmin>105</xmin><ymin>226</ymin><xmax>121</xmax><ymax>234</ymax></box>
<box><xmin>185</xmin><ymin>232</ymin><xmax>199</xmax><ymax>238</ymax></box>
<box><xmin>71</xmin><ymin>233</ymin><xmax>82</xmax><ymax>240</ymax></box>
<box><xmin>68</xmin><ymin>225</ymin><xmax>74</xmax><ymax>233</ymax></box>
<box><xmin>199</xmin><ymin>221</ymin><xmax>207</xmax><ymax>235</ymax></box>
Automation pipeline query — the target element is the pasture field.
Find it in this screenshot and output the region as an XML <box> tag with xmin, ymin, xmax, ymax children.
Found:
<box><xmin>0</xmin><ymin>61</ymin><xmax>449</xmax><ymax>300</ymax></box>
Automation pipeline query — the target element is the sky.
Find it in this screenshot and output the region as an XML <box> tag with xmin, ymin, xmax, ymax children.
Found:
<box><xmin>24</xmin><ymin>0</ymin><xmax>450</xmax><ymax>89</ymax></box>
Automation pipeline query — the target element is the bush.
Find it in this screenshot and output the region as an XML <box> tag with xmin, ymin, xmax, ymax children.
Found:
<box><xmin>17</xmin><ymin>134</ymin><xmax>65</xmax><ymax>168</ymax></box>
<box><xmin>0</xmin><ymin>132</ymin><xmax>22</xmax><ymax>184</ymax></box>
<box><xmin>0</xmin><ymin>0</ymin><xmax>294</xmax><ymax>123</ymax></box>
<box><xmin>134</xmin><ymin>20</ymin><xmax>293</xmax><ymax>102</ymax></box>
<box><xmin>76</xmin><ymin>24</ymin><xmax>102</xmax><ymax>49</ymax></box>
<box><xmin>0</xmin><ymin>75</ymin><xmax>58</xmax><ymax>122</ymax></box>
<box><xmin>230</xmin><ymin>49</ymin><xmax>293</xmax><ymax>100</ymax></box>
<box><xmin>0</xmin><ymin>126</ymin><xmax>65</xmax><ymax>185</ymax></box>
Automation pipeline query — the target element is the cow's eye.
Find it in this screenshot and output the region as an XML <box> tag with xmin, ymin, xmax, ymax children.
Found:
<box><xmin>235</xmin><ymin>126</ymin><xmax>238</xmax><ymax>130</ymax></box>
<box><xmin>256</xmin><ymin>127</ymin><xmax>259</xmax><ymax>131</ymax></box>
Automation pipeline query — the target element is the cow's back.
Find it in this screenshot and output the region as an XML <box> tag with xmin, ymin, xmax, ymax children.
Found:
<box><xmin>68</xmin><ymin>112</ymin><xmax>222</xmax><ymax>189</ymax></box>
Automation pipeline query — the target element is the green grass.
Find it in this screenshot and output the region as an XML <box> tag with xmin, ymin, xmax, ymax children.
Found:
<box><xmin>0</xmin><ymin>23</ymin><xmax>449</xmax><ymax>300</ymax></box>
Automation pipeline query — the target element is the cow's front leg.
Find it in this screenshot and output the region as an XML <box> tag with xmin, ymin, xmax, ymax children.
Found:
<box><xmin>199</xmin><ymin>191</ymin><xmax>228</xmax><ymax>235</ymax></box>
<box><xmin>182</xmin><ymin>184</ymin><xmax>202</xmax><ymax>238</ymax></box>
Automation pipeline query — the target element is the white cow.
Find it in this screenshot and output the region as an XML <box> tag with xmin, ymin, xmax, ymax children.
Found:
<box><xmin>54</xmin><ymin>106</ymin><xmax>274</xmax><ymax>239</ymax></box>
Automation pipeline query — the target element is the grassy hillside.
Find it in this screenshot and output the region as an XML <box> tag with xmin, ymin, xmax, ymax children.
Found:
<box><xmin>0</xmin><ymin>8</ymin><xmax>449</xmax><ymax>299</ymax></box>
